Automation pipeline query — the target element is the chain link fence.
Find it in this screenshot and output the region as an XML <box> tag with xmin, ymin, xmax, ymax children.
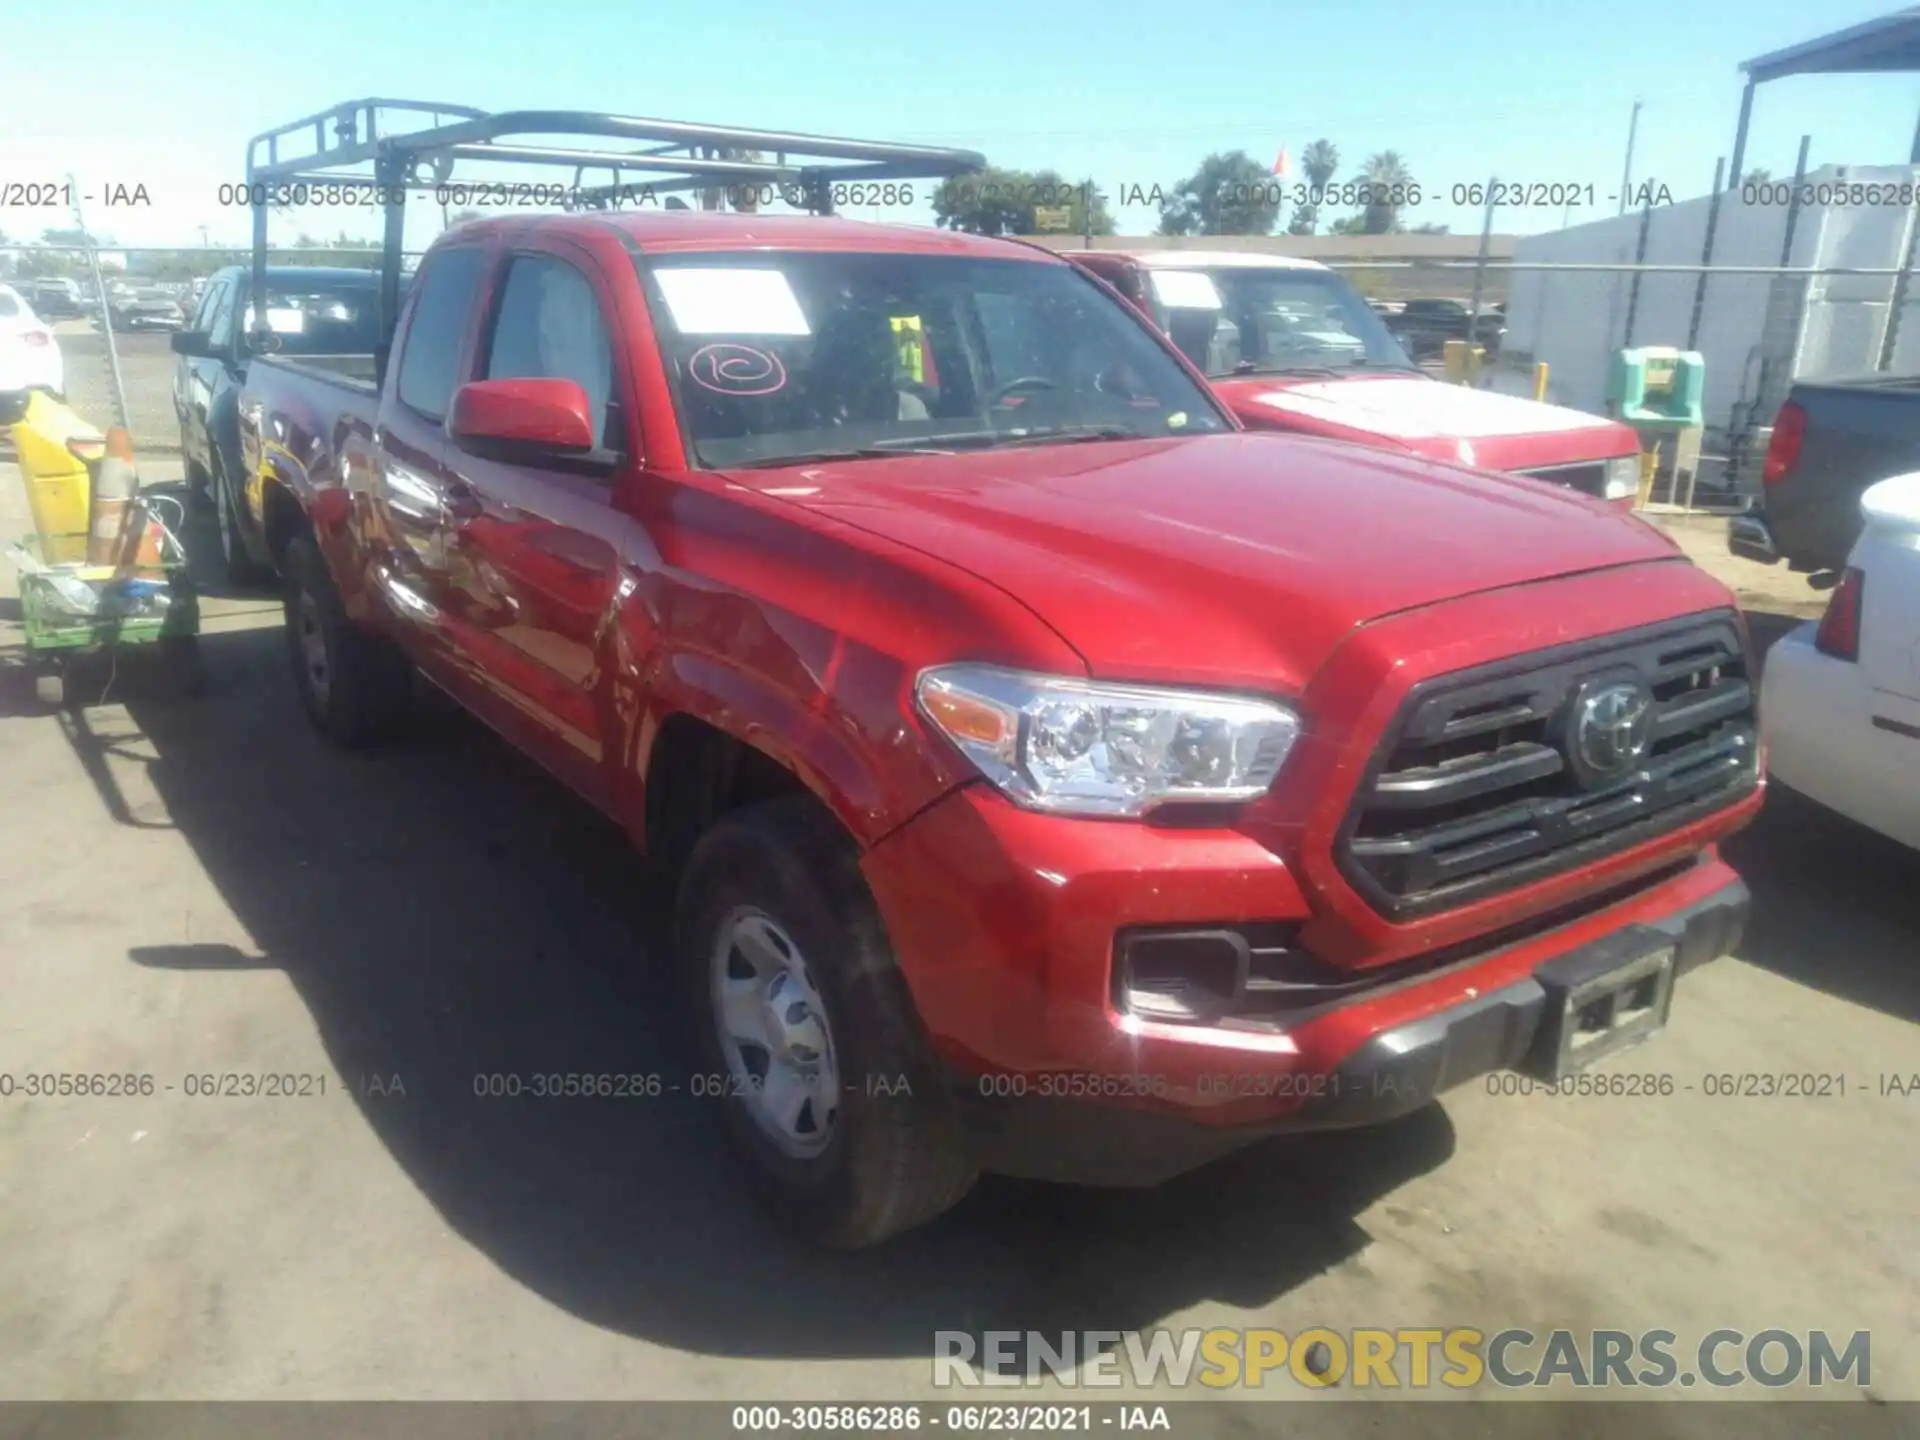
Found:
<box><xmin>2</xmin><ymin>245</ymin><xmax>406</xmax><ymax>456</ymax></box>
<box><xmin>9</xmin><ymin>234</ymin><xmax>1915</xmax><ymax>510</ymax></box>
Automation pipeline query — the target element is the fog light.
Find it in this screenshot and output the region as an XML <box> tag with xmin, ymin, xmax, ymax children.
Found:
<box><xmin>1115</xmin><ymin>929</ymin><xmax>1249</xmax><ymax>1025</ymax></box>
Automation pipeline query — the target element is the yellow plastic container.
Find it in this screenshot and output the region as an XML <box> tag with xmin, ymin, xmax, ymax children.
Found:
<box><xmin>7</xmin><ymin>391</ymin><xmax>100</xmax><ymax>565</ymax></box>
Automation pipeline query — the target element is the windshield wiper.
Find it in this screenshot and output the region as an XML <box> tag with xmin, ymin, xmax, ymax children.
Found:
<box><xmin>731</xmin><ymin>444</ymin><xmax>958</xmax><ymax>469</ymax></box>
<box><xmin>982</xmin><ymin>424</ymin><xmax>1145</xmax><ymax>450</ymax></box>
<box><xmin>1222</xmin><ymin>362</ymin><xmax>1342</xmax><ymax>378</ymax></box>
<box><xmin>728</xmin><ymin>425</ymin><xmax>1149</xmax><ymax>469</ymax></box>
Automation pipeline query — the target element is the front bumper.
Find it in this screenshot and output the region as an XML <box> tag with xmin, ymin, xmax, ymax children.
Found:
<box><xmin>946</xmin><ymin>878</ymin><xmax>1747</xmax><ymax>1185</ymax></box>
<box><xmin>863</xmin><ymin>782</ymin><xmax>1755</xmax><ymax>1182</ymax></box>
<box><xmin>11</xmin><ymin>347</ymin><xmax>63</xmax><ymax>397</ymax></box>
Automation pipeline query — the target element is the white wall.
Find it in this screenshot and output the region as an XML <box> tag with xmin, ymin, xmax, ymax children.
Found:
<box><xmin>1506</xmin><ymin>165</ymin><xmax>1920</xmax><ymax>434</ymax></box>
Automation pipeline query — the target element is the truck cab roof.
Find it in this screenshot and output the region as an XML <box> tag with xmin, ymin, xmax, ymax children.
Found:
<box><xmin>208</xmin><ymin>264</ymin><xmax>379</xmax><ymax>285</ymax></box>
<box><xmin>1104</xmin><ymin>250</ymin><xmax>1332</xmax><ymax>273</ymax></box>
<box><xmin>450</xmin><ymin>210</ymin><xmax>1062</xmax><ymax>261</ymax></box>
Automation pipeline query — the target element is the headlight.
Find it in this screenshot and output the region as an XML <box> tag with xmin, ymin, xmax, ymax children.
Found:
<box><xmin>915</xmin><ymin>664</ymin><xmax>1300</xmax><ymax>818</ymax></box>
<box><xmin>1604</xmin><ymin>454</ymin><xmax>1641</xmax><ymax>501</ymax></box>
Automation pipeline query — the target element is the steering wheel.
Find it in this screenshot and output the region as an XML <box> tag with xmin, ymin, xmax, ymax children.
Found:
<box><xmin>987</xmin><ymin>376</ymin><xmax>1058</xmax><ymax>407</ymax></box>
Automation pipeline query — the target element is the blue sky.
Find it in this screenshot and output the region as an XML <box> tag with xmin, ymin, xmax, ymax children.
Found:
<box><xmin>4</xmin><ymin>0</ymin><xmax>1917</xmax><ymax>252</ymax></box>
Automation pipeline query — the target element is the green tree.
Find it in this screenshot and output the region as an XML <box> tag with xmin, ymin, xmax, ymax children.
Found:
<box><xmin>1742</xmin><ymin>168</ymin><xmax>1771</xmax><ymax>186</ymax></box>
<box><xmin>1359</xmin><ymin>151</ymin><xmax>1414</xmax><ymax>234</ymax></box>
<box><xmin>1410</xmin><ymin>222</ymin><xmax>1450</xmax><ymax>234</ymax></box>
<box><xmin>932</xmin><ymin>168</ymin><xmax>1112</xmax><ymax>236</ymax></box>
<box><xmin>283</xmin><ymin>232</ymin><xmax>380</xmax><ymax>268</ymax></box>
<box><xmin>445</xmin><ymin>209</ymin><xmax>486</xmax><ymax>229</ymax></box>
<box><xmin>12</xmin><ymin>229</ymin><xmax>98</xmax><ymax>278</ymax></box>
<box><xmin>1288</xmin><ymin>139</ymin><xmax>1340</xmax><ymax>235</ymax></box>
<box><xmin>1328</xmin><ymin>214</ymin><xmax>1368</xmax><ymax>235</ymax></box>
<box><xmin>1157</xmin><ymin>151</ymin><xmax>1281</xmax><ymax>237</ymax></box>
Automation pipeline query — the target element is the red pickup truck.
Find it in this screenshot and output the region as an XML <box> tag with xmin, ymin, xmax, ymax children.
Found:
<box><xmin>239</xmin><ymin>201</ymin><xmax>1763</xmax><ymax>1249</ymax></box>
<box><xmin>1068</xmin><ymin>250</ymin><xmax>1646</xmax><ymax>506</ymax></box>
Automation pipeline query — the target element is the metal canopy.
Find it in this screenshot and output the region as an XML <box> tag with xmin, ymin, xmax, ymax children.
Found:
<box><xmin>1740</xmin><ymin>7</ymin><xmax>1920</xmax><ymax>83</ymax></box>
<box><xmin>241</xmin><ymin>97</ymin><xmax>987</xmax><ymax>383</ymax></box>
<box><xmin>1727</xmin><ymin>9</ymin><xmax>1920</xmax><ymax>184</ymax></box>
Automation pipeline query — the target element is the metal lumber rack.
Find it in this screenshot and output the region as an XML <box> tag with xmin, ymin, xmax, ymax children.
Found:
<box><xmin>242</xmin><ymin>97</ymin><xmax>986</xmax><ymax>375</ymax></box>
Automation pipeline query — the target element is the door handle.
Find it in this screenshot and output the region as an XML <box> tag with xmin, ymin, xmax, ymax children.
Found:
<box><xmin>442</xmin><ymin>480</ymin><xmax>483</xmax><ymax>523</ymax></box>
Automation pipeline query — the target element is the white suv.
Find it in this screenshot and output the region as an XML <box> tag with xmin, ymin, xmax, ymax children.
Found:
<box><xmin>0</xmin><ymin>284</ymin><xmax>64</xmax><ymax>396</ymax></box>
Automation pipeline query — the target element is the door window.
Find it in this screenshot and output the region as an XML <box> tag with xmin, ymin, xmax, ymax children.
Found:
<box><xmin>204</xmin><ymin>281</ymin><xmax>238</xmax><ymax>348</ymax></box>
<box><xmin>396</xmin><ymin>246</ymin><xmax>486</xmax><ymax>421</ymax></box>
<box><xmin>482</xmin><ymin>254</ymin><xmax>617</xmax><ymax>449</ymax></box>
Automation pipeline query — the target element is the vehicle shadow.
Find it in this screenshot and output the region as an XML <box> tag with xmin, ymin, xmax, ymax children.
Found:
<box><xmin>1719</xmin><ymin>604</ymin><xmax>1920</xmax><ymax>1026</ymax></box>
<box><xmin>109</xmin><ymin>621</ymin><xmax>1456</xmax><ymax>1358</ymax></box>
<box><xmin>1721</xmin><ymin>783</ymin><xmax>1920</xmax><ymax>1026</ymax></box>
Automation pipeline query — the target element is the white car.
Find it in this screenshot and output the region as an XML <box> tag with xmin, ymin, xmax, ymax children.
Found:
<box><xmin>0</xmin><ymin>283</ymin><xmax>64</xmax><ymax>397</ymax></box>
<box><xmin>1760</xmin><ymin>471</ymin><xmax>1920</xmax><ymax>852</ymax></box>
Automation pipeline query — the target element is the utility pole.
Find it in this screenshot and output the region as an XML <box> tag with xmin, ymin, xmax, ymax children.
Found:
<box><xmin>198</xmin><ymin>225</ymin><xmax>210</xmax><ymax>248</ymax></box>
<box><xmin>1618</xmin><ymin>99</ymin><xmax>1643</xmax><ymax>215</ymax></box>
<box><xmin>69</xmin><ymin>173</ymin><xmax>130</xmax><ymax>431</ymax></box>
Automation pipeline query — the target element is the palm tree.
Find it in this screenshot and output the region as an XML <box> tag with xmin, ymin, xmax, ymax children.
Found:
<box><xmin>1291</xmin><ymin>140</ymin><xmax>1340</xmax><ymax>234</ymax></box>
<box><xmin>1360</xmin><ymin>151</ymin><xmax>1413</xmax><ymax>234</ymax></box>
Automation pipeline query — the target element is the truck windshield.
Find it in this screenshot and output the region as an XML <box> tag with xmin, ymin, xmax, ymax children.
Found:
<box><xmin>639</xmin><ymin>252</ymin><xmax>1232</xmax><ymax>470</ymax></box>
<box><xmin>1147</xmin><ymin>268</ymin><xmax>1416</xmax><ymax>378</ymax></box>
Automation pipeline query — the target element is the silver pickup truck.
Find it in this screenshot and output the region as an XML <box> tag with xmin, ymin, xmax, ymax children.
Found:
<box><xmin>1731</xmin><ymin>375</ymin><xmax>1920</xmax><ymax>579</ymax></box>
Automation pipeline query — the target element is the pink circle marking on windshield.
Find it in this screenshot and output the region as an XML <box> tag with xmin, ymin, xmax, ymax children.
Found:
<box><xmin>688</xmin><ymin>343</ymin><xmax>788</xmax><ymax>396</ymax></box>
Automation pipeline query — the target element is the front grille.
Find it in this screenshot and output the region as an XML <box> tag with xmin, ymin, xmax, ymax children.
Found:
<box><xmin>1338</xmin><ymin>614</ymin><xmax>1759</xmax><ymax>920</ymax></box>
<box><xmin>1514</xmin><ymin>460</ymin><xmax>1606</xmax><ymax>496</ymax></box>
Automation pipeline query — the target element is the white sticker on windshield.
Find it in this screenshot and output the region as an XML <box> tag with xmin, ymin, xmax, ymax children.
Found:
<box><xmin>1148</xmin><ymin>270</ymin><xmax>1223</xmax><ymax>311</ymax></box>
<box><xmin>654</xmin><ymin>268</ymin><xmax>812</xmax><ymax>335</ymax></box>
<box><xmin>244</xmin><ymin>305</ymin><xmax>307</xmax><ymax>334</ymax></box>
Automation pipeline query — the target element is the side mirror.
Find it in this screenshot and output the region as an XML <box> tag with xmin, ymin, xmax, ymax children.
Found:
<box><xmin>0</xmin><ymin>389</ymin><xmax>31</xmax><ymax>426</ymax></box>
<box><xmin>171</xmin><ymin>330</ymin><xmax>212</xmax><ymax>357</ymax></box>
<box><xmin>448</xmin><ymin>378</ymin><xmax>598</xmax><ymax>464</ymax></box>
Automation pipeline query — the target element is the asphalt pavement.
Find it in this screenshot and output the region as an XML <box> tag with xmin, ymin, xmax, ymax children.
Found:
<box><xmin>0</xmin><ymin>460</ymin><xmax>1914</xmax><ymax>1421</ymax></box>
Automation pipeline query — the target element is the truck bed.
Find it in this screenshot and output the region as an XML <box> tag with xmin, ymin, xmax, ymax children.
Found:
<box><xmin>258</xmin><ymin>352</ymin><xmax>378</xmax><ymax>394</ymax></box>
<box><xmin>238</xmin><ymin>353</ymin><xmax>382</xmax><ymax>519</ymax></box>
<box><xmin>1745</xmin><ymin>376</ymin><xmax>1920</xmax><ymax>573</ymax></box>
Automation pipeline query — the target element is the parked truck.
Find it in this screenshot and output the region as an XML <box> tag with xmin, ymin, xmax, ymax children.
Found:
<box><xmin>1729</xmin><ymin>376</ymin><xmax>1920</xmax><ymax>578</ymax></box>
<box><xmin>171</xmin><ymin>264</ymin><xmax>382</xmax><ymax>582</ymax></box>
<box><xmin>1067</xmin><ymin>251</ymin><xmax>1643</xmax><ymax>506</ymax></box>
<box><xmin>237</xmin><ymin>101</ymin><xmax>1762</xmax><ymax>1248</ymax></box>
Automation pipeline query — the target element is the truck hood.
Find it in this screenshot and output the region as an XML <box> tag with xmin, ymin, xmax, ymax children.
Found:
<box><xmin>1216</xmin><ymin>373</ymin><xmax>1640</xmax><ymax>472</ymax></box>
<box><xmin>729</xmin><ymin>432</ymin><xmax>1683</xmax><ymax>692</ymax></box>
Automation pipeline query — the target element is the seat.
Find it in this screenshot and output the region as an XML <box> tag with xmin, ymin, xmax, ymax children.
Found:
<box><xmin>804</xmin><ymin>308</ymin><xmax>922</xmax><ymax>424</ymax></box>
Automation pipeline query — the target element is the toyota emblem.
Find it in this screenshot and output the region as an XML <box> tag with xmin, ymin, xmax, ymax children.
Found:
<box><xmin>1572</xmin><ymin>680</ymin><xmax>1653</xmax><ymax>779</ymax></box>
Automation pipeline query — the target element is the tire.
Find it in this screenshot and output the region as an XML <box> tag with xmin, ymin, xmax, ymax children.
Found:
<box><xmin>214</xmin><ymin>456</ymin><xmax>270</xmax><ymax>587</ymax></box>
<box><xmin>32</xmin><ymin>665</ymin><xmax>65</xmax><ymax>710</ymax></box>
<box><xmin>281</xmin><ymin>531</ymin><xmax>413</xmax><ymax>746</ymax></box>
<box><xmin>676</xmin><ymin>795</ymin><xmax>977</xmax><ymax>1249</ymax></box>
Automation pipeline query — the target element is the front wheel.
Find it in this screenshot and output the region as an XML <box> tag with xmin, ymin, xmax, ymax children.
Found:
<box><xmin>676</xmin><ymin>796</ymin><xmax>977</xmax><ymax>1248</ymax></box>
<box><xmin>281</xmin><ymin>532</ymin><xmax>414</xmax><ymax>746</ymax></box>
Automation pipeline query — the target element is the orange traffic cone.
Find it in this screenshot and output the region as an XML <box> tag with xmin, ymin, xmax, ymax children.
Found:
<box><xmin>88</xmin><ymin>427</ymin><xmax>141</xmax><ymax>568</ymax></box>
